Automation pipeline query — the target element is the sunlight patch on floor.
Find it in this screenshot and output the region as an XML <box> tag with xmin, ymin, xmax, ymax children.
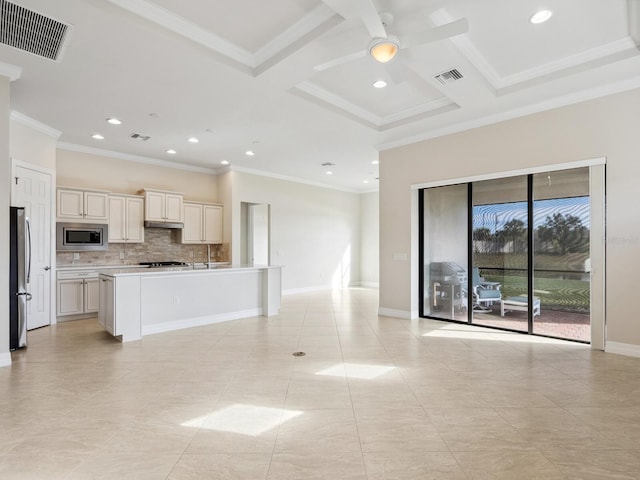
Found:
<box><xmin>181</xmin><ymin>404</ymin><xmax>303</xmax><ymax>436</ymax></box>
<box><xmin>316</xmin><ymin>363</ymin><xmax>396</xmax><ymax>379</ymax></box>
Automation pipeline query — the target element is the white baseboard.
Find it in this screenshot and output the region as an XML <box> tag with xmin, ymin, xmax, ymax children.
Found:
<box><xmin>605</xmin><ymin>341</ymin><xmax>640</xmax><ymax>358</ymax></box>
<box><xmin>0</xmin><ymin>352</ymin><xmax>12</xmax><ymax>368</ymax></box>
<box><xmin>142</xmin><ymin>308</ymin><xmax>262</xmax><ymax>336</ymax></box>
<box><xmin>284</xmin><ymin>283</ymin><xmax>380</xmax><ymax>295</ymax></box>
<box><xmin>283</xmin><ymin>285</ymin><xmax>331</xmax><ymax>295</ymax></box>
<box><xmin>378</xmin><ymin>307</ymin><xmax>412</xmax><ymax>319</ymax></box>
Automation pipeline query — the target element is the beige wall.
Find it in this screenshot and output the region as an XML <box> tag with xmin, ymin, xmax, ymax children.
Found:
<box><xmin>380</xmin><ymin>87</ymin><xmax>640</xmax><ymax>347</ymax></box>
<box><xmin>0</xmin><ymin>77</ymin><xmax>11</xmax><ymax>363</ymax></box>
<box><xmin>10</xmin><ymin>121</ymin><xmax>56</xmax><ymax>170</ymax></box>
<box><xmin>56</xmin><ymin>149</ymin><xmax>218</xmax><ymax>202</ymax></box>
<box><xmin>360</xmin><ymin>191</ymin><xmax>379</xmax><ymax>286</ymax></box>
<box><xmin>228</xmin><ymin>170</ymin><xmax>362</xmax><ymax>292</ymax></box>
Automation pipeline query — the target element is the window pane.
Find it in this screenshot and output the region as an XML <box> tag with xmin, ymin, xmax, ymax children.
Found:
<box><xmin>532</xmin><ymin>168</ymin><xmax>590</xmax><ymax>341</ymax></box>
<box><xmin>472</xmin><ymin>176</ymin><xmax>529</xmax><ymax>332</ymax></box>
<box><xmin>422</xmin><ymin>185</ymin><xmax>469</xmax><ymax>321</ymax></box>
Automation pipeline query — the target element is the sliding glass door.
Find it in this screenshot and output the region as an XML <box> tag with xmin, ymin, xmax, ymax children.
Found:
<box><xmin>420</xmin><ymin>184</ymin><xmax>469</xmax><ymax>321</ymax></box>
<box><xmin>471</xmin><ymin>176</ymin><xmax>529</xmax><ymax>332</ymax></box>
<box><xmin>532</xmin><ymin>168</ymin><xmax>590</xmax><ymax>341</ymax></box>
<box><xmin>419</xmin><ymin>165</ymin><xmax>600</xmax><ymax>343</ymax></box>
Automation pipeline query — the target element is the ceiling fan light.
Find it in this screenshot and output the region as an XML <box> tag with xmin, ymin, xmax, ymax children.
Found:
<box><xmin>369</xmin><ymin>38</ymin><xmax>399</xmax><ymax>63</ymax></box>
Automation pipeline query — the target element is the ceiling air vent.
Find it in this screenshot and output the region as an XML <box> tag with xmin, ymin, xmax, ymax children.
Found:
<box><xmin>434</xmin><ymin>68</ymin><xmax>463</xmax><ymax>85</ymax></box>
<box><xmin>130</xmin><ymin>133</ymin><xmax>151</xmax><ymax>141</ymax></box>
<box><xmin>321</xmin><ymin>162</ymin><xmax>335</xmax><ymax>167</ymax></box>
<box><xmin>0</xmin><ymin>0</ymin><xmax>71</xmax><ymax>61</ymax></box>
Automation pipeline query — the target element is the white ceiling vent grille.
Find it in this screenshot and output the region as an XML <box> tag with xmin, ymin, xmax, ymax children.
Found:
<box><xmin>434</xmin><ymin>69</ymin><xmax>463</xmax><ymax>85</ymax></box>
<box><xmin>0</xmin><ymin>0</ymin><xmax>71</xmax><ymax>61</ymax></box>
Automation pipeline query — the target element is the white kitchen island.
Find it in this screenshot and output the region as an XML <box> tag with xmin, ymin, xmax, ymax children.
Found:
<box><xmin>98</xmin><ymin>265</ymin><xmax>281</xmax><ymax>342</ymax></box>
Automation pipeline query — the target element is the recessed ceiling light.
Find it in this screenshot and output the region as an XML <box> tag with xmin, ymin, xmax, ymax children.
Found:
<box><xmin>363</xmin><ymin>180</ymin><xmax>369</xmax><ymax>184</ymax></box>
<box><xmin>106</xmin><ymin>117</ymin><xmax>122</xmax><ymax>125</ymax></box>
<box><xmin>166</xmin><ymin>149</ymin><xmax>177</xmax><ymax>154</ymax></box>
<box><xmin>530</xmin><ymin>9</ymin><xmax>552</xmax><ymax>24</ymax></box>
<box><xmin>245</xmin><ymin>150</ymin><xmax>255</xmax><ymax>156</ymax></box>
<box><xmin>373</xmin><ymin>80</ymin><xmax>387</xmax><ymax>89</ymax></box>
<box><xmin>371</xmin><ymin>160</ymin><xmax>379</xmax><ymax>165</ymax></box>
<box><xmin>221</xmin><ymin>160</ymin><xmax>229</xmax><ymax>165</ymax></box>
<box><xmin>326</xmin><ymin>171</ymin><xmax>333</xmax><ymax>175</ymax></box>
<box><xmin>91</xmin><ymin>133</ymin><xmax>104</xmax><ymax>140</ymax></box>
<box><xmin>188</xmin><ymin>137</ymin><xmax>199</xmax><ymax>143</ymax></box>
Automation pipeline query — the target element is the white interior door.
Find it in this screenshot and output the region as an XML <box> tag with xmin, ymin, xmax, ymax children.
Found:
<box><xmin>11</xmin><ymin>162</ymin><xmax>52</xmax><ymax>330</ymax></box>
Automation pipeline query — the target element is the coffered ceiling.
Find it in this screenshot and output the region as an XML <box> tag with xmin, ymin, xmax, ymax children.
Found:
<box><xmin>1</xmin><ymin>0</ymin><xmax>639</xmax><ymax>191</ymax></box>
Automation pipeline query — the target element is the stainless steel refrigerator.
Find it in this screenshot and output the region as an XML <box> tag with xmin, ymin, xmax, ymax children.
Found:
<box><xmin>10</xmin><ymin>206</ymin><xmax>30</xmax><ymax>350</ymax></box>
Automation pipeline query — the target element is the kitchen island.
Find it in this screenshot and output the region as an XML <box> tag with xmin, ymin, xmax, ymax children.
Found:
<box><xmin>98</xmin><ymin>265</ymin><xmax>281</xmax><ymax>342</ymax></box>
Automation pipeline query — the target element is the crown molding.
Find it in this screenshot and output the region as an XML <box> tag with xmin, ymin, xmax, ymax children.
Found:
<box><xmin>227</xmin><ymin>164</ymin><xmax>362</xmax><ymax>194</ymax></box>
<box><xmin>379</xmin><ymin>75</ymin><xmax>640</xmax><ymax>151</ymax></box>
<box><xmin>11</xmin><ymin>111</ymin><xmax>61</xmax><ymax>138</ymax></box>
<box><xmin>0</xmin><ymin>61</ymin><xmax>22</xmax><ymax>81</ymax></box>
<box><xmin>55</xmin><ymin>143</ymin><xmax>373</xmax><ymax>194</ymax></box>
<box><xmin>57</xmin><ymin>142</ymin><xmax>218</xmax><ymax>174</ymax></box>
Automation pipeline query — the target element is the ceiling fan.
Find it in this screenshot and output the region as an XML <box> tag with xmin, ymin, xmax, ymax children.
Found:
<box><xmin>316</xmin><ymin>0</ymin><xmax>468</xmax><ymax>73</ymax></box>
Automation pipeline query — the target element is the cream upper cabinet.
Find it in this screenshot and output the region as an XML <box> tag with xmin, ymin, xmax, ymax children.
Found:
<box><xmin>180</xmin><ymin>202</ymin><xmax>222</xmax><ymax>244</ymax></box>
<box><xmin>181</xmin><ymin>203</ymin><xmax>203</xmax><ymax>243</ymax></box>
<box><xmin>203</xmin><ymin>204</ymin><xmax>222</xmax><ymax>244</ymax></box>
<box><xmin>165</xmin><ymin>193</ymin><xmax>184</xmax><ymax>223</ymax></box>
<box><xmin>141</xmin><ymin>189</ymin><xmax>184</xmax><ymax>224</ymax></box>
<box><xmin>109</xmin><ymin>194</ymin><xmax>144</xmax><ymax>243</ymax></box>
<box><xmin>57</xmin><ymin>188</ymin><xmax>109</xmax><ymax>223</ymax></box>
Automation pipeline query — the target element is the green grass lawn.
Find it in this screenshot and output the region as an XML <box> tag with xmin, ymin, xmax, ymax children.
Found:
<box><xmin>483</xmin><ymin>273</ymin><xmax>590</xmax><ymax>313</ymax></box>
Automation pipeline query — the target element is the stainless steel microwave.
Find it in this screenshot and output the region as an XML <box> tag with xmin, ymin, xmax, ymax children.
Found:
<box><xmin>56</xmin><ymin>223</ymin><xmax>108</xmax><ymax>251</ymax></box>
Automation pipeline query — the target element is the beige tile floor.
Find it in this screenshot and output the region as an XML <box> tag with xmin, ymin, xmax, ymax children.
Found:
<box><xmin>2</xmin><ymin>287</ymin><xmax>640</xmax><ymax>479</ymax></box>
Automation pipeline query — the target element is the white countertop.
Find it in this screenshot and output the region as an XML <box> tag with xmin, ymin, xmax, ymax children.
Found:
<box><xmin>57</xmin><ymin>262</ymin><xmax>231</xmax><ymax>272</ymax></box>
<box><xmin>98</xmin><ymin>264</ymin><xmax>279</xmax><ymax>277</ymax></box>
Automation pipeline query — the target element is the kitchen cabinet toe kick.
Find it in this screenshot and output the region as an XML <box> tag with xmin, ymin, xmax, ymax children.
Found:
<box><xmin>98</xmin><ymin>266</ymin><xmax>282</xmax><ymax>342</ymax></box>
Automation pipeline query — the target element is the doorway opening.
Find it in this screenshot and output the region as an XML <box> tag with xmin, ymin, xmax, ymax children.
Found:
<box><xmin>241</xmin><ymin>202</ymin><xmax>270</xmax><ymax>265</ymax></box>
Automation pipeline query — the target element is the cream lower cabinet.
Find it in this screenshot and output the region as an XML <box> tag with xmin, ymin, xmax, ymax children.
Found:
<box><xmin>109</xmin><ymin>195</ymin><xmax>144</xmax><ymax>243</ymax></box>
<box><xmin>57</xmin><ymin>275</ymin><xmax>99</xmax><ymax>316</ymax></box>
<box><xmin>180</xmin><ymin>202</ymin><xmax>222</xmax><ymax>244</ymax></box>
<box><xmin>98</xmin><ymin>276</ymin><xmax>115</xmax><ymax>334</ymax></box>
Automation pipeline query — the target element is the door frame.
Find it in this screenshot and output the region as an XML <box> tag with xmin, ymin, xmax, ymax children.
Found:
<box><xmin>11</xmin><ymin>158</ymin><xmax>57</xmax><ymax>326</ymax></box>
<box><xmin>411</xmin><ymin>157</ymin><xmax>606</xmax><ymax>348</ymax></box>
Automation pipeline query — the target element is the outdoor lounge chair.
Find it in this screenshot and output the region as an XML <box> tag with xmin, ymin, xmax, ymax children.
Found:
<box><xmin>472</xmin><ymin>267</ymin><xmax>501</xmax><ymax>311</ymax></box>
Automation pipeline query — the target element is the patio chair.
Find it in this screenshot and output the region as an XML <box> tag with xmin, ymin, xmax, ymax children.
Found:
<box><xmin>472</xmin><ymin>267</ymin><xmax>501</xmax><ymax>311</ymax></box>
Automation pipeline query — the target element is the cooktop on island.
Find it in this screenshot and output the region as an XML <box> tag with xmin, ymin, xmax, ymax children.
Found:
<box><xmin>139</xmin><ymin>261</ymin><xmax>190</xmax><ymax>267</ymax></box>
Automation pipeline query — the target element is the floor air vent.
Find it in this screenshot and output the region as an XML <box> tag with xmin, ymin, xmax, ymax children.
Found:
<box><xmin>434</xmin><ymin>68</ymin><xmax>463</xmax><ymax>85</ymax></box>
<box><xmin>0</xmin><ymin>0</ymin><xmax>71</xmax><ymax>61</ymax></box>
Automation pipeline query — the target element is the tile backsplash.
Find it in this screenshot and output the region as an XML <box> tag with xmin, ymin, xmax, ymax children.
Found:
<box><xmin>57</xmin><ymin>228</ymin><xmax>226</xmax><ymax>266</ymax></box>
